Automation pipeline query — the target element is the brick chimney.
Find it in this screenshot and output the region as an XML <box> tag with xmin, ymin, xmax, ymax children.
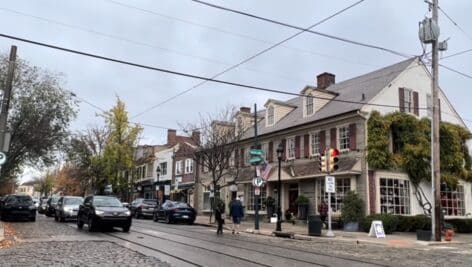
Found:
<box><xmin>317</xmin><ymin>72</ymin><xmax>335</xmax><ymax>89</ymax></box>
<box><xmin>167</xmin><ymin>129</ymin><xmax>177</xmax><ymax>145</ymax></box>
<box><xmin>191</xmin><ymin>130</ymin><xmax>201</xmax><ymax>145</ymax></box>
<box><xmin>240</xmin><ymin>106</ymin><xmax>251</xmax><ymax>113</ymax></box>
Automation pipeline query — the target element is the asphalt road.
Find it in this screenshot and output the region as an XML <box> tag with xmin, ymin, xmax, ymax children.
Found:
<box><xmin>2</xmin><ymin>214</ymin><xmax>471</xmax><ymax>266</ymax></box>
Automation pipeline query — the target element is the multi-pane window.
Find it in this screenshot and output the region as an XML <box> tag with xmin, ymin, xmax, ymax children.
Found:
<box><xmin>267</xmin><ymin>106</ymin><xmax>274</xmax><ymax>125</ymax></box>
<box><xmin>380</xmin><ymin>178</ymin><xmax>410</xmax><ymax>215</ymax></box>
<box><xmin>316</xmin><ymin>178</ymin><xmax>351</xmax><ymax>213</ymax></box>
<box><xmin>339</xmin><ymin>126</ymin><xmax>350</xmax><ymax>150</ymax></box>
<box><xmin>286</xmin><ymin>137</ymin><xmax>296</xmax><ymax>159</ymax></box>
<box><xmin>160</xmin><ymin>162</ymin><xmax>167</xmax><ymax>176</ymax></box>
<box><xmin>185</xmin><ymin>159</ymin><xmax>193</xmax><ymax>174</ymax></box>
<box><xmin>135</xmin><ymin>165</ymin><xmax>146</xmax><ymax>179</ymax></box>
<box><xmin>441</xmin><ymin>184</ymin><xmax>465</xmax><ymax>216</ymax></box>
<box><xmin>403</xmin><ymin>88</ymin><xmax>413</xmax><ymax>113</ymax></box>
<box><xmin>261</xmin><ymin>143</ymin><xmax>269</xmax><ymax>161</ymax></box>
<box><xmin>146</xmin><ymin>162</ymin><xmax>154</xmax><ymax>177</ymax></box>
<box><xmin>246</xmin><ymin>185</ymin><xmax>267</xmax><ymax>211</ymax></box>
<box><xmin>176</xmin><ymin>160</ymin><xmax>182</xmax><ymax>175</ymax></box>
<box><xmin>310</xmin><ymin>132</ymin><xmax>320</xmax><ymax>155</ymax></box>
<box><xmin>306</xmin><ymin>94</ymin><xmax>314</xmax><ymax>116</ymax></box>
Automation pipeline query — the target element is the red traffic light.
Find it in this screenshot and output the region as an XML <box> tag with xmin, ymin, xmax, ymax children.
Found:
<box><xmin>330</xmin><ymin>148</ymin><xmax>339</xmax><ymax>157</ymax></box>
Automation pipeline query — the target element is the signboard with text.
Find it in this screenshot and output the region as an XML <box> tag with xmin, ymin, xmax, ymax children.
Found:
<box><xmin>325</xmin><ymin>175</ymin><xmax>335</xmax><ymax>193</ymax></box>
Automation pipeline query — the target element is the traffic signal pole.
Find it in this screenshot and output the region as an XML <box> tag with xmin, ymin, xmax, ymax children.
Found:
<box><xmin>254</xmin><ymin>103</ymin><xmax>259</xmax><ymax>231</ymax></box>
<box><xmin>326</xmin><ymin>148</ymin><xmax>334</xmax><ymax>237</ymax></box>
<box><xmin>0</xmin><ymin>46</ymin><xmax>16</xmax><ymax>153</ymax></box>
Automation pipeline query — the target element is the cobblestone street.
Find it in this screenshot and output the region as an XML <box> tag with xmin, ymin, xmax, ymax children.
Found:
<box><xmin>0</xmin><ymin>215</ymin><xmax>169</xmax><ymax>266</ymax></box>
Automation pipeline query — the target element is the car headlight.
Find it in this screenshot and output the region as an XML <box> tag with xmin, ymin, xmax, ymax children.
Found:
<box><xmin>64</xmin><ymin>207</ymin><xmax>72</xmax><ymax>212</ymax></box>
<box><xmin>123</xmin><ymin>210</ymin><xmax>131</xmax><ymax>216</ymax></box>
<box><xmin>95</xmin><ymin>210</ymin><xmax>105</xmax><ymax>216</ymax></box>
<box><xmin>29</xmin><ymin>205</ymin><xmax>36</xmax><ymax>209</ymax></box>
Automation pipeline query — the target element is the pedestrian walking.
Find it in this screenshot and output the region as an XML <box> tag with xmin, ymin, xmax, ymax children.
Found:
<box><xmin>229</xmin><ymin>197</ymin><xmax>244</xmax><ymax>234</ymax></box>
<box><xmin>318</xmin><ymin>200</ymin><xmax>329</xmax><ymax>228</ymax></box>
<box><xmin>214</xmin><ymin>199</ymin><xmax>225</xmax><ymax>235</ymax></box>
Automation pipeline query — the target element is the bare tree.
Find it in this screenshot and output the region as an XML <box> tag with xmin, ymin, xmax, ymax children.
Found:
<box><xmin>182</xmin><ymin>107</ymin><xmax>249</xmax><ymax>221</ymax></box>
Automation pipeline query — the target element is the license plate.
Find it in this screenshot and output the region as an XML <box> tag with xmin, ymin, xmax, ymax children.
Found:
<box><xmin>182</xmin><ymin>215</ymin><xmax>189</xmax><ymax>219</ymax></box>
<box><xmin>71</xmin><ymin>211</ymin><xmax>77</xmax><ymax>216</ymax></box>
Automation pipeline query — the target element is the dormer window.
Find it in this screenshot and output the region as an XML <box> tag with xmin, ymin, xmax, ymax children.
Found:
<box><xmin>267</xmin><ymin>106</ymin><xmax>274</xmax><ymax>126</ymax></box>
<box><xmin>306</xmin><ymin>94</ymin><xmax>314</xmax><ymax>116</ymax></box>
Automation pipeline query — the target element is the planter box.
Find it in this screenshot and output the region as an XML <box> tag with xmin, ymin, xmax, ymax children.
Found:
<box><xmin>416</xmin><ymin>230</ymin><xmax>432</xmax><ymax>241</ymax></box>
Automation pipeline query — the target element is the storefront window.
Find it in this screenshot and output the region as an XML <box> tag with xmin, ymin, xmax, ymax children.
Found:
<box><xmin>380</xmin><ymin>178</ymin><xmax>410</xmax><ymax>215</ymax></box>
<box><xmin>246</xmin><ymin>185</ymin><xmax>267</xmax><ymax>211</ymax></box>
<box><xmin>316</xmin><ymin>178</ymin><xmax>351</xmax><ymax>213</ymax></box>
<box><xmin>203</xmin><ymin>192</ymin><xmax>211</xmax><ymax>211</ymax></box>
<box><xmin>441</xmin><ymin>184</ymin><xmax>465</xmax><ymax>216</ymax></box>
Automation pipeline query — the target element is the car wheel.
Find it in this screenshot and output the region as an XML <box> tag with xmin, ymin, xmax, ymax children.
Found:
<box><xmin>165</xmin><ymin>215</ymin><xmax>172</xmax><ymax>224</ymax></box>
<box><xmin>122</xmin><ymin>224</ymin><xmax>130</xmax><ymax>232</ymax></box>
<box><xmin>187</xmin><ymin>220</ymin><xmax>194</xmax><ymax>225</ymax></box>
<box><xmin>60</xmin><ymin>215</ymin><xmax>65</xmax><ymax>222</ymax></box>
<box><xmin>153</xmin><ymin>213</ymin><xmax>158</xmax><ymax>222</ymax></box>
<box><xmin>88</xmin><ymin>217</ymin><xmax>96</xmax><ymax>232</ymax></box>
<box><xmin>54</xmin><ymin>214</ymin><xmax>58</xmax><ymax>221</ymax></box>
<box><xmin>77</xmin><ymin>218</ymin><xmax>84</xmax><ymax>229</ymax></box>
<box><xmin>30</xmin><ymin>216</ymin><xmax>36</xmax><ymax>222</ymax></box>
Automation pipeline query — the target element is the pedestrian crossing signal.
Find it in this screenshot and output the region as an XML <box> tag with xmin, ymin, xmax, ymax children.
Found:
<box><xmin>320</xmin><ymin>154</ymin><xmax>327</xmax><ymax>173</ymax></box>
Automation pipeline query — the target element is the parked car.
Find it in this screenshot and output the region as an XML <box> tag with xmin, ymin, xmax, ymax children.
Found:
<box><xmin>55</xmin><ymin>196</ymin><xmax>83</xmax><ymax>222</ymax></box>
<box><xmin>45</xmin><ymin>196</ymin><xmax>60</xmax><ymax>217</ymax></box>
<box><xmin>32</xmin><ymin>198</ymin><xmax>40</xmax><ymax>208</ymax></box>
<box><xmin>153</xmin><ymin>200</ymin><xmax>196</xmax><ymax>224</ymax></box>
<box><xmin>0</xmin><ymin>194</ymin><xmax>36</xmax><ymax>221</ymax></box>
<box><xmin>77</xmin><ymin>195</ymin><xmax>131</xmax><ymax>232</ymax></box>
<box><xmin>38</xmin><ymin>197</ymin><xmax>49</xmax><ymax>214</ymax></box>
<box><xmin>130</xmin><ymin>198</ymin><xmax>157</xmax><ymax>219</ymax></box>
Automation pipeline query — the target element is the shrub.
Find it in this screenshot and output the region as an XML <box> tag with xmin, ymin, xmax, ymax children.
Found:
<box><xmin>361</xmin><ymin>214</ymin><xmax>399</xmax><ymax>234</ymax></box>
<box><xmin>395</xmin><ymin>215</ymin><xmax>431</xmax><ymax>232</ymax></box>
<box><xmin>264</xmin><ymin>196</ymin><xmax>276</xmax><ymax>209</ymax></box>
<box><xmin>295</xmin><ymin>195</ymin><xmax>309</xmax><ymax>205</ymax></box>
<box><xmin>341</xmin><ymin>191</ymin><xmax>364</xmax><ymax>223</ymax></box>
<box><xmin>446</xmin><ymin>219</ymin><xmax>472</xmax><ymax>233</ymax></box>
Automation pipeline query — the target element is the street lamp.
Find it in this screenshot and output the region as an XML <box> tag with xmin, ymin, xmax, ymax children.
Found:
<box><xmin>155</xmin><ymin>166</ymin><xmax>161</xmax><ymax>183</ymax></box>
<box><xmin>276</xmin><ymin>142</ymin><xmax>284</xmax><ymax>232</ymax></box>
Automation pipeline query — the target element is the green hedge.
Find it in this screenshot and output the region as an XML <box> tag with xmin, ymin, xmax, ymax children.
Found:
<box><xmin>446</xmin><ymin>219</ymin><xmax>472</xmax><ymax>233</ymax></box>
<box><xmin>361</xmin><ymin>214</ymin><xmax>398</xmax><ymax>234</ymax></box>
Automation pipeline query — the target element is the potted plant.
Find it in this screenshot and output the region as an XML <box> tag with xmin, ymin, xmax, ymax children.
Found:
<box><xmin>295</xmin><ymin>195</ymin><xmax>309</xmax><ymax>220</ymax></box>
<box><xmin>285</xmin><ymin>209</ymin><xmax>292</xmax><ymax>221</ymax></box>
<box><xmin>341</xmin><ymin>191</ymin><xmax>364</xmax><ymax>232</ymax></box>
<box><xmin>264</xmin><ymin>196</ymin><xmax>276</xmax><ymax>222</ymax></box>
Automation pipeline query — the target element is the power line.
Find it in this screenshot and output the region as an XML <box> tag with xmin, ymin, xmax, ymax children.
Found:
<box><xmin>0</xmin><ymin>7</ymin><xmax>315</xmax><ymax>85</ymax></box>
<box><xmin>438</xmin><ymin>6</ymin><xmax>472</xmax><ymax>43</ymax></box>
<box><xmin>0</xmin><ymin>32</ymin><xmax>430</xmax><ymax>111</ymax></box>
<box><xmin>131</xmin><ymin>0</ymin><xmax>366</xmax><ymax>118</ymax></box>
<box><xmin>103</xmin><ymin>0</ymin><xmax>379</xmax><ymax>68</ymax></box>
<box><xmin>441</xmin><ymin>48</ymin><xmax>472</xmax><ymax>60</ymax></box>
<box><xmin>191</xmin><ymin>0</ymin><xmax>412</xmax><ymax>59</ymax></box>
<box><xmin>439</xmin><ymin>63</ymin><xmax>472</xmax><ymax>79</ymax></box>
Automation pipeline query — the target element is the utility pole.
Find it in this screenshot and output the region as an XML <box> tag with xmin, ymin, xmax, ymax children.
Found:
<box><xmin>0</xmin><ymin>45</ymin><xmax>16</xmax><ymax>153</ymax></box>
<box><xmin>253</xmin><ymin>103</ymin><xmax>259</xmax><ymax>231</ymax></box>
<box><xmin>431</xmin><ymin>0</ymin><xmax>441</xmax><ymax>242</ymax></box>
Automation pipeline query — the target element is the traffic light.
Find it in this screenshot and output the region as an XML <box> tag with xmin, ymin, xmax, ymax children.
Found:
<box><xmin>249</xmin><ymin>148</ymin><xmax>264</xmax><ymax>166</ymax></box>
<box><xmin>320</xmin><ymin>153</ymin><xmax>327</xmax><ymax>173</ymax></box>
<box><xmin>328</xmin><ymin>148</ymin><xmax>339</xmax><ymax>173</ymax></box>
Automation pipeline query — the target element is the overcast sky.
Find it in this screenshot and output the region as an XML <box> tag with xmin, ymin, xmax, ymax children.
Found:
<box><xmin>1</xmin><ymin>0</ymin><xmax>472</xmax><ymax>181</ymax></box>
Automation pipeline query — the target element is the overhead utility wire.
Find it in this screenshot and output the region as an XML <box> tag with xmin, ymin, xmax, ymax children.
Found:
<box><xmin>0</xmin><ymin>33</ymin><xmax>432</xmax><ymax>111</ymax></box>
<box><xmin>0</xmin><ymin>7</ymin><xmax>313</xmax><ymax>85</ymax></box>
<box><xmin>191</xmin><ymin>0</ymin><xmax>412</xmax><ymax>59</ymax></box>
<box><xmin>104</xmin><ymin>0</ymin><xmax>379</xmax><ymax>68</ymax></box>
<box><xmin>131</xmin><ymin>0</ymin><xmax>366</xmax><ymax>118</ymax></box>
<box><xmin>438</xmin><ymin>6</ymin><xmax>472</xmax><ymax>43</ymax></box>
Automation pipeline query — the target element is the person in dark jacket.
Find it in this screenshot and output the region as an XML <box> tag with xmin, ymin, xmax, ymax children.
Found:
<box><xmin>318</xmin><ymin>200</ymin><xmax>329</xmax><ymax>228</ymax></box>
<box><xmin>214</xmin><ymin>199</ymin><xmax>225</xmax><ymax>235</ymax></box>
<box><xmin>229</xmin><ymin>197</ymin><xmax>244</xmax><ymax>234</ymax></box>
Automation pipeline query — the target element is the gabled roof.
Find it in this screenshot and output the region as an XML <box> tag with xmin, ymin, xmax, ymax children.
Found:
<box><xmin>264</xmin><ymin>98</ymin><xmax>297</xmax><ymax>108</ymax></box>
<box><xmin>241</xmin><ymin>57</ymin><xmax>416</xmax><ymax>139</ymax></box>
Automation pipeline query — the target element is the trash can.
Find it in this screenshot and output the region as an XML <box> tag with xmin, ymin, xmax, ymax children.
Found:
<box><xmin>308</xmin><ymin>215</ymin><xmax>323</xmax><ymax>236</ymax></box>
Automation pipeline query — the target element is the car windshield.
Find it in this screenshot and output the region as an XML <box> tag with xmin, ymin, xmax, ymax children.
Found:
<box><xmin>64</xmin><ymin>198</ymin><xmax>83</xmax><ymax>205</ymax></box>
<box><xmin>93</xmin><ymin>197</ymin><xmax>122</xmax><ymax>207</ymax></box>
<box><xmin>174</xmin><ymin>202</ymin><xmax>190</xmax><ymax>208</ymax></box>
<box><xmin>50</xmin><ymin>197</ymin><xmax>59</xmax><ymax>204</ymax></box>
<box><xmin>8</xmin><ymin>196</ymin><xmax>33</xmax><ymax>205</ymax></box>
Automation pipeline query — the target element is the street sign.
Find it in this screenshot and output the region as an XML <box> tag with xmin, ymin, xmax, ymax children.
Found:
<box><xmin>164</xmin><ymin>185</ymin><xmax>170</xmax><ymax>196</ymax></box>
<box><xmin>325</xmin><ymin>175</ymin><xmax>335</xmax><ymax>193</ymax></box>
<box><xmin>255</xmin><ymin>187</ymin><xmax>260</xmax><ymax>196</ymax></box>
<box><xmin>0</xmin><ymin>152</ymin><xmax>6</xmax><ymax>165</ymax></box>
<box><xmin>368</xmin><ymin>220</ymin><xmax>386</xmax><ymax>238</ymax></box>
<box><xmin>250</xmin><ymin>149</ymin><xmax>264</xmax><ymax>155</ymax></box>
<box><xmin>252</xmin><ymin>176</ymin><xmax>264</xmax><ymax>187</ymax></box>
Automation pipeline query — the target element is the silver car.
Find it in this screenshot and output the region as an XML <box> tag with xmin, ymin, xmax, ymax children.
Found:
<box><xmin>55</xmin><ymin>196</ymin><xmax>83</xmax><ymax>222</ymax></box>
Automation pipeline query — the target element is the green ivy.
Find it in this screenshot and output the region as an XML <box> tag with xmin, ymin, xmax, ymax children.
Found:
<box><xmin>367</xmin><ymin>111</ymin><xmax>472</xmax><ymax>187</ymax></box>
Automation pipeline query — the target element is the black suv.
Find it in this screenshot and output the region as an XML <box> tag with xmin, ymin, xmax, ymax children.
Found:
<box><xmin>77</xmin><ymin>195</ymin><xmax>131</xmax><ymax>232</ymax></box>
<box><xmin>45</xmin><ymin>196</ymin><xmax>60</xmax><ymax>217</ymax></box>
<box><xmin>0</xmin><ymin>194</ymin><xmax>36</xmax><ymax>221</ymax></box>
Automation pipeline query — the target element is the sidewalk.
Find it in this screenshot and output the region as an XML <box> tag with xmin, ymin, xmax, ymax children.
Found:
<box><xmin>194</xmin><ymin>215</ymin><xmax>472</xmax><ymax>248</ymax></box>
<box><xmin>0</xmin><ymin>221</ymin><xmax>3</xmax><ymax>242</ymax></box>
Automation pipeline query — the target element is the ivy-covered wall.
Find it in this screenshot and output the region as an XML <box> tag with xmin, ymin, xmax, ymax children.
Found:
<box><xmin>367</xmin><ymin>111</ymin><xmax>472</xmax><ymax>187</ymax></box>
